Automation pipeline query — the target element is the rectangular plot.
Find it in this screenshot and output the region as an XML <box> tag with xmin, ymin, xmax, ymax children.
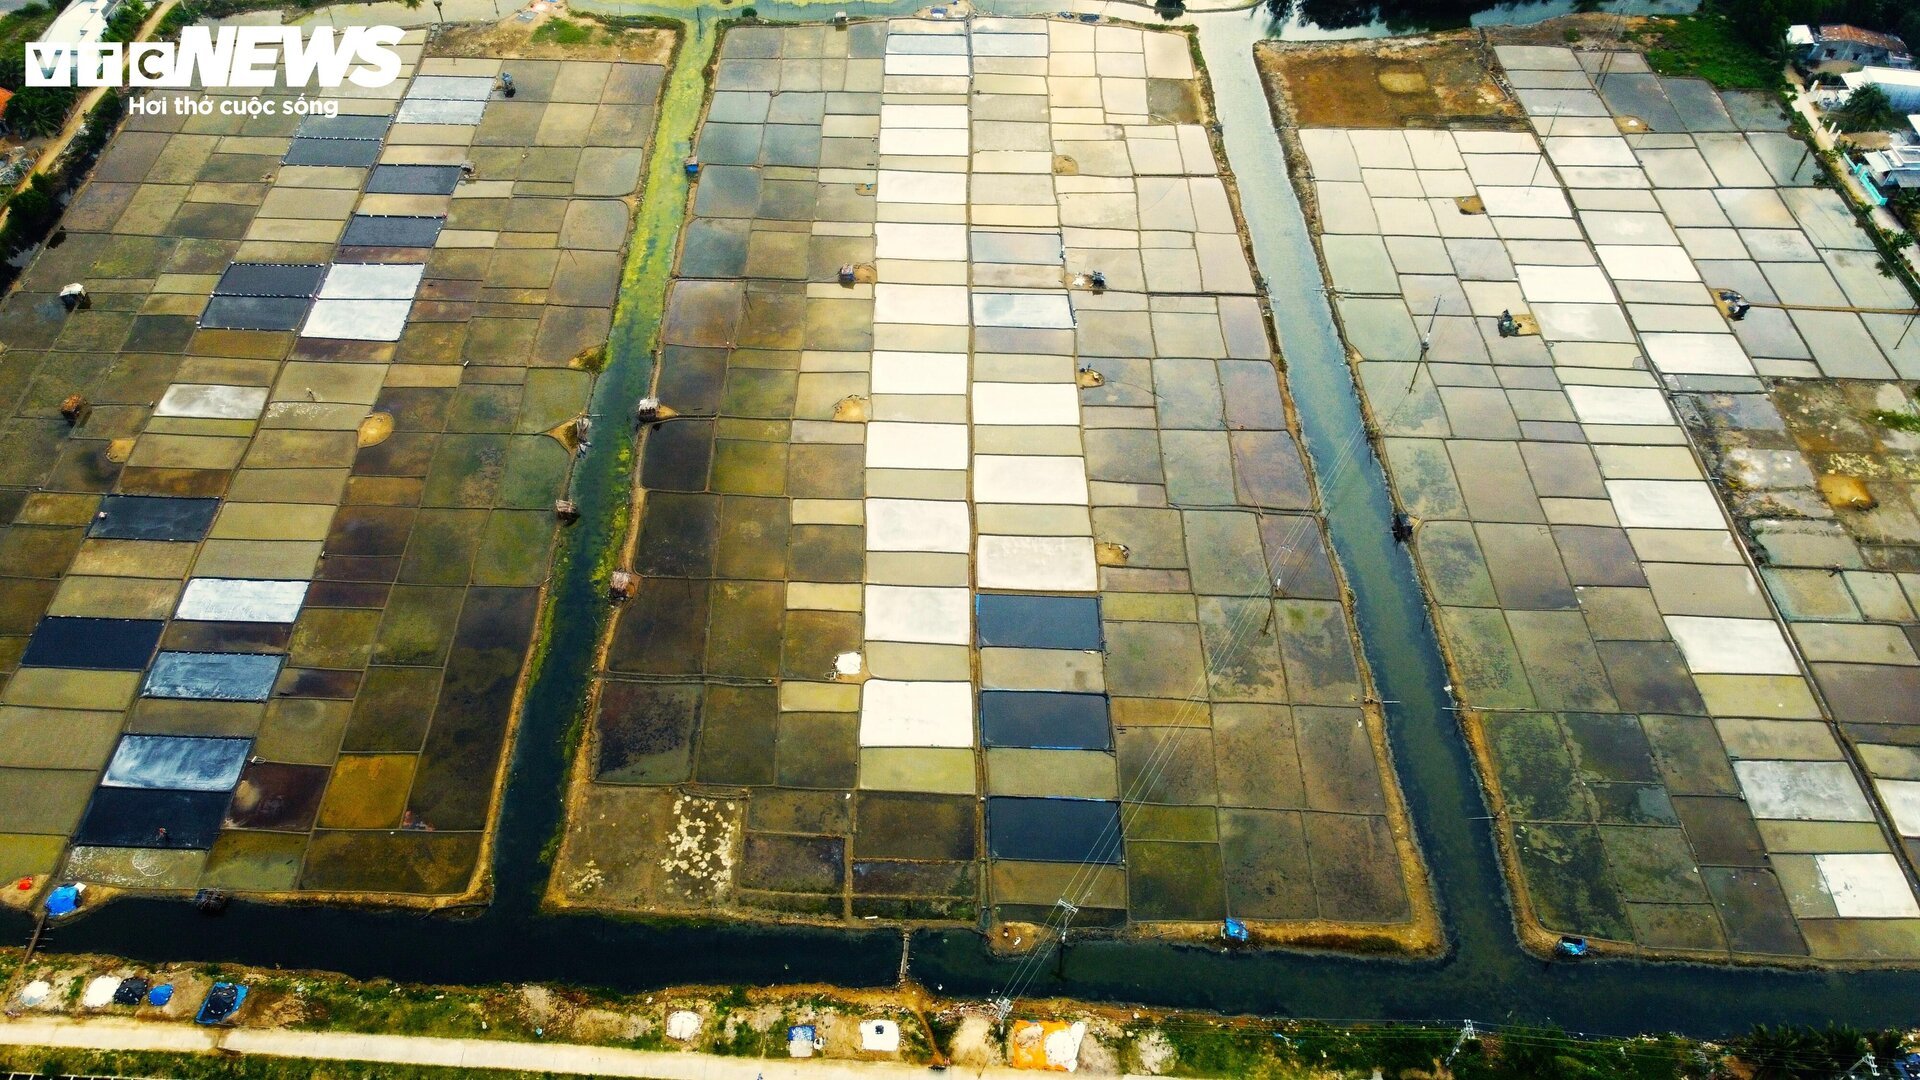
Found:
<box><xmin>976</xmin><ymin>594</ymin><xmax>1103</xmax><ymax>650</ymax></box>
<box><xmin>75</xmin><ymin>787</ymin><xmax>229</xmax><ymax>849</ymax></box>
<box><xmin>200</xmin><ymin>295</ymin><xmax>312</xmax><ymax>331</ymax></box>
<box><xmin>341</xmin><ymin>214</ymin><xmax>445</xmax><ymax>247</ymax></box>
<box><xmin>318</xmin><ymin>263</ymin><xmax>426</xmax><ymax>300</ymax></box>
<box><xmin>21</xmin><ymin>617</ymin><xmax>163</xmax><ymax>671</ymax></box>
<box><xmin>878</xmin><ymin>127</ymin><xmax>969</xmax><ymax>156</ymax></box>
<box><xmin>396</xmin><ymin>97</ymin><xmax>487</xmax><ymax>125</ymax></box>
<box><xmin>155</xmin><ymin>385</ymin><xmax>269</xmax><ymax>421</ymax></box>
<box><xmin>884</xmin><ymin>53</ymin><xmax>970</xmax><ymax>76</ymax></box>
<box><xmin>972</xmin><ymin>230</ymin><xmax>1063</xmax><ymax>265</ymax></box>
<box><xmin>972</xmin><ymin>292</ymin><xmax>1073</xmax><ymax>329</ymax></box>
<box><xmin>367</xmin><ymin>164</ymin><xmax>464</xmax><ymax>195</ymax></box>
<box><xmin>302</xmin><ymin>299</ymin><xmax>412</xmax><ymax>341</ymax></box>
<box><xmin>987</xmin><ymin>796</ymin><xmax>1122</xmax><ymax>863</ymax></box>
<box><xmin>972</xmin><ymin>32</ymin><xmax>1048</xmax><ymax>57</ymax></box>
<box><xmin>859</xmin><ymin>680</ymin><xmax>974</xmax><ymax>747</ymax></box>
<box><xmin>87</xmin><ymin>495</ymin><xmax>220</xmax><ymax>541</ymax></box>
<box><xmin>176</xmin><ymin>579</ymin><xmax>309</xmax><ymax>623</ymax></box>
<box><xmin>887</xmin><ymin>33</ymin><xmax>968</xmax><ymax>53</ymax></box>
<box><xmin>213</xmin><ymin>262</ymin><xmax>327</xmax><ymax>297</ymax></box>
<box><xmin>142</xmin><ymin>652</ymin><xmax>284</xmax><ymax>701</ymax></box>
<box><xmin>283</xmin><ymin>137</ymin><xmax>383</xmax><ymax>167</ymax></box>
<box><xmin>880</xmin><ymin>104</ymin><xmax>969</xmax><ymax>128</ymax></box>
<box><xmin>877</xmin><ymin>170</ymin><xmax>967</xmax><ymax>204</ymax></box>
<box><xmin>409</xmin><ymin>75</ymin><xmax>495</xmax><ymax>100</ymax></box>
<box><xmin>102</xmin><ymin>734</ymin><xmax>250</xmax><ymax>792</ymax></box>
<box><xmin>980</xmin><ymin>691</ymin><xmax>1111</xmax><ymax>750</ymax></box>
<box><xmin>296</xmin><ymin>114</ymin><xmax>391</xmax><ymax>140</ymax></box>
<box><xmin>866</xmin><ymin>585</ymin><xmax>971</xmax><ymax>644</ymax></box>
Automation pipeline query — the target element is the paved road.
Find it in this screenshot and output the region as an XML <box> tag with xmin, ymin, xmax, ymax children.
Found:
<box><xmin>0</xmin><ymin>1016</ymin><xmax>1164</xmax><ymax>1080</ymax></box>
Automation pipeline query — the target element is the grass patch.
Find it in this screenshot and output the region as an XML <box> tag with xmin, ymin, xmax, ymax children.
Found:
<box><xmin>1630</xmin><ymin>12</ymin><xmax>1780</xmax><ymax>90</ymax></box>
<box><xmin>0</xmin><ymin>2</ymin><xmax>56</xmax><ymax>58</ymax></box>
<box><xmin>1870</xmin><ymin>408</ymin><xmax>1920</xmax><ymax>434</ymax></box>
<box><xmin>532</xmin><ymin>16</ymin><xmax>595</xmax><ymax>46</ymax></box>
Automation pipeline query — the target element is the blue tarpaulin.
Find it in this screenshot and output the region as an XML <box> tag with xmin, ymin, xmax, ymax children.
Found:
<box><xmin>45</xmin><ymin>884</ymin><xmax>79</xmax><ymax>917</ymax></box>
<box><xmin>148</xmin><ymin>984</ymin><xmax>174</xmax><ymax>1007</ymax></box>
<box><xmin>196</xmin><ymin>983</ymin><xmax>247</xmax><ymax>1025</ymax></box>
<box><xmin>1222</xmin><ymin>918</ymin><xmax>1249</xmax><ymax>943</ymax></box>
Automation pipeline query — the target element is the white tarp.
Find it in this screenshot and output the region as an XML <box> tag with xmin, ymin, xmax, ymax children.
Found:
<box><xmin>666</xmin><ymin>1011</ymin><xmax>701</xmax><ymax>1041</ymax></box>
<box><xmin>861</xmin><ymin>1020</ymin><xmax>901</xmax><ymax>1052</ymax></box>
<box><xmin>81</xmin><ymin>977</ymin><xmax>120</xmax><ymax>1009</ymax></box>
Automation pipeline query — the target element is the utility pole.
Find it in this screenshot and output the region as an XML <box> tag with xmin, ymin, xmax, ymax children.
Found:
<box><xmin>1052</xmin><ymin>899</ymin><xmax>1078</xmax><ymax>979</ymax></box>
<box><xmin>1836</xmin><ymin>1053</ymin><xmax>1880</xmax><ymax>1079</ymax></box>
<box><xmin>1444</xmin><ymin>1020</ymin><xmax>1477</xmax><ymax>1066</ymax></box>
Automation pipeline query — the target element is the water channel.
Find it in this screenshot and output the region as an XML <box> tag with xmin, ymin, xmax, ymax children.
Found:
<box><xmin>19</xmin><ymin>0</ymin><xmax>1917</xmax><ymax>1038</ymax></box>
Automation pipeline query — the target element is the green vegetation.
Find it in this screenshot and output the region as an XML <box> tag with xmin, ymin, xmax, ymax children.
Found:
<box><xmin>155</xmin><ymin>0</ymin><xmax>318</xmax><ymax>39</ymax></box>
<box><xmin>0</xmin><ymin>1046</ymin><xmax>605</xmax><ymax>1080</ymax></box>
<box><xmin>1</xmin><ymin>2</ymin><xmax>73</xmax><ymax>138</ymax></box>
<box><xmin>102</xmin><ymin>0</ymin><xmax>152</xmax><ymax>43</ymax></box>
<box><xmin>1828</xmin><ymin>83</ymin><xmax>1897</xmax><ymax>132</ymax></box>
<box><xmin>1630</xmin><ymin>12</ymin><xmax>1782</xmax><ymax>90</ymax></box>
<box><xmin>1870</xmin><ymin>403</ymin><xmax>1920</xmax><ymax>433</ymax></box>
<box><xmin>1145</xmin><ymin>1020</ymin><xmax>1712</xmax><ymax>1079</ymax></box>
<box><xmin>1635</xmin><ymin>0</ymin><xmax>1920</xmax><ymax>91</ymax></box>
<box><xmin>0</xmin><ymin>1</ymin><xmax>55</xmax><ymax>71</ymax></box>
<box><xmin>532</xmin><ymin>16</ymin><xmax>595</xmax><ymax>45</ymax></box>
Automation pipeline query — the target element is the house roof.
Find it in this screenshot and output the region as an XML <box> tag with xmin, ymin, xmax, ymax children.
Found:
<box><xmin>0</xmin><ymin>88</ymin><xmax>12</xmax><ymax>119</ymax></box>
<box><xmin>1819</xmin><ymin>24</ymin><xmax>1910</xmax><ymax>54</ymax></box>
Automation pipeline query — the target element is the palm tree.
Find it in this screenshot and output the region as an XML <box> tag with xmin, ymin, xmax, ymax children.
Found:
<box><xmin>6</xmin><ymin>86</ymin><xmax>76</xmax><ymax>138</ymax></box>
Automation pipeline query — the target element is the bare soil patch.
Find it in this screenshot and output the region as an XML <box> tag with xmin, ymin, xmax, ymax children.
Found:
<box><xmin>1258</xmin><ymin>37</ymin><xmax>1518</xmax><ymax>128</ymax></box>
<box><xmin>430</xmin><ymin>9</ymin><xmax>673</xmax><ymax>65</ymax></box>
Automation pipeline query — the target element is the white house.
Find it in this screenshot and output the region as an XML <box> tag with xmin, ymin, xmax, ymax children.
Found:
<box><xmin>1861</xmin><ymin>145</ymin><xmax>1920</xmax><ymax>188</ymax></box>
<box><xmin>1840</xmin><ymin>67</ymin><xmax>1920</xmax><ymax>115</ymax></box>
<box><xmin>38</xmin><ymin>0</ymin><xmax>125</xmax><ymax>52</ymax></box>
<box><xmin>1790</xmin><ymin>24</ymin><xmax>1914</xmax><ymax>69</ymax></box>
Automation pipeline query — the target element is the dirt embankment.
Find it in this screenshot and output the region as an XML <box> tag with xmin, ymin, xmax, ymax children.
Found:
<box><xmin>429</xmin><ymin>8</ymin><xmax>674</xmax><ymax>64</ymax></box>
